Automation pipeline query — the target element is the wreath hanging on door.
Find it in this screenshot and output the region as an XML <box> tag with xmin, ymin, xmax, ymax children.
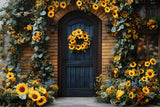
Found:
<box><xmin>68</xmin><ymin>29</ymin><xmax>91</xmax><ymax>52</ymax></box>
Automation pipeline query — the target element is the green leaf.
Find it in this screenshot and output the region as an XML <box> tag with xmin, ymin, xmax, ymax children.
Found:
<box><xmin>115</xmin><ymin>43</ymin><xmax>119</xmax><ymax>48</ymax></box>
<box><xmin>45</xmin><ymin>36</ymin><xmax>50</xmax><ymax>41</ymax></box>
<box><xmin>111</xmin><ymin>26</ymin><xmax>116</xmax><ymax>33</ymax></box>
<box><xmin>117</xmin><ymin>25</ymin><xmax>124</xmax><ymax>31</ymax></box>
<box><xmin>130</xmin><ymin>45</ymin><xmax>134</xmax><ymax>50</ymax></box>
<box><xmin>42</xmin><ymin>73</ymin><xmax>46</xmax><ymax>76</ymax></box>
<box><xmin>34</xmin><ymin>46</ymin><xmax>39</xmax><ymax>51</ymax></box>
<box><xmin>45</xmin><ymin>67</ymin><xmax>50</xmax><ymax>70</ymax></box>
<box><xmin>50</xmin><ymin>73</ymin><xmax>54</xmax><ymax>76</ymax></box>
<box><xmin>18</xmin><ymin>94</ymin><xmax>26</xmax><ymax>100</ymax></box>
<box><xmin>120</xmin><ymin>101</ymin><xmax>126</xmax><ymax>106</ymax></box>
<box><xmin>31</xmin><ymin>40</ymin><xmax>35</xmax><ymax>45</ymax></box>
<box><xmin>38</xmin><ymin>54</ymin><xmax>43</xmax><ymax>58</ymax></box>
<box><xmin>40</xmin><ymin>11</ymin><xmax>46</xmax><ymax>16</ymax></box>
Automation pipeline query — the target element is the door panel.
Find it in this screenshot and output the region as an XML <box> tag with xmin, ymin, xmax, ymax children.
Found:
<box><xmin>64</xmin><ymin>18</ymin><xmax>95</xmax><ymax>96</ymax></box>
<box><xmin>59</xmin><ymin>11</ymin><xmax>101</xmax><ymax>97</ymax></box>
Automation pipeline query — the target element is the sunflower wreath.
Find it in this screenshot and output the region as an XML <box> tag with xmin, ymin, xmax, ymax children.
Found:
<box><xmin>68</xmin><ymin>29</ymin><xmax>91</xmax><ymax>52</ymax></box>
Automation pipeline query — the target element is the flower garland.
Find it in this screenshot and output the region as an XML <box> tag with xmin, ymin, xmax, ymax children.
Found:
<box><xmin>68</xmin><ymin>29</ymin><xmax>91</xmax><ymax>52</ymax></box>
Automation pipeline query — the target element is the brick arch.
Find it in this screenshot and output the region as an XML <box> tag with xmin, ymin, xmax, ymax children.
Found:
<box><xmin>53</xmin><ymin>6</ymin><xmax>108</xmax><ymax>23</ymax></box>
<box><xmin>47</xmin><ymin>6</ymin><xmax>115</xmax><ymax>84</ymax></box>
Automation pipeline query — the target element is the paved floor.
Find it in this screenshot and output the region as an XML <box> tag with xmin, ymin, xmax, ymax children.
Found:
<box><xmin>47</xmin><ymin>97</ymin><xmax>114</xmax><ymax>107</ymax></box>
<box><xmin>46</xmin><ymin>97</ymin><xmax>159</xmax><ymax>107</ymax></box>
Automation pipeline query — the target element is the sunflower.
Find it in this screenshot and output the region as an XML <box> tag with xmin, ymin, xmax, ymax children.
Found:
<box><xmin>76</xmin><ymin>0</ymin><xmax>82</xmax><ymax>7</ymax></box>
<box><xmin>77</xmin><ymin>34</ymin><xmax>83</xmax><ymax>39</ymax></box>
<box><xmin>48</xmin><ymin>5</ymin><xmax>54</xmax><ymax>11</ymax></box>
<box><xmin>29</xmin><ymin>87</ymin><xmax>34</xmax><ymax>93</ymax></box>
<box><xmin>48</xmin><ymin>11</ymin><xmax>54</xmax><ymax>18</ymax></box>
<box><xmin>7</xmin><ymin>72</ymin><xmax>14</xmax><ymax>80</ymax></box>
<box><xmin>54</xmin><ymin>1</ymin><xmax>59</xmax><ymax>8</ymax></box>
<box><xmin>130</xmin><ymin>62</ymin><xmax>136</xmax><ymax>68</ymax></box>
<box><xmin>70</xmin><ymin>39</ymin><xmax>76</xmax><ymax>44</ymax></box>
<box><xmin>36</xmin><ymin>96</ymin><xmax>47</xmax><ymax>106</ymax></box>
<box><xmin>83</xmin><ymin>33</ymin><xmax>88</xmax><ymax>38</ymax></box>
<box><xmin>129</xmin><ymin>70</ymin><xmax>135</xmax><ymax>77</ymax></box>
<box><xmin>150</xmin><ymin>58</ymin><xmax>156</xmax><ymax>65</ymax></box>
<box><xmin>83</xmin><ymin>41</ymin><xmax>88</xmax><ymax>46</ymax></box>
<box><xmin>87</xmin><ymin>40</ymin><xmax>91</xmax><ymax>45</ymax></box>
<box><xmin>112</xmin><ymin>11</ymin><xmax>118</xmax><ymax>19</ymax></box>
<box><xmin>2</xmin><ymin>67</ymin><xmax>5</xmax><ymax>71</ymax></box>
<box><xmin>84</xmin><ymin>38</ymin><xmax>88</xmax><ymax>41</ymax></box>
<box><xmin>101</xmin><ymin>1</ymin><xmax>107</xmax><ymax>7</ymax></box>
<box><xmin>39</xmin><ymin>87</ymin><xmax>47</xmax><ymax>94</ymax></box>
<box><xmin>27</xmin><ymin>25</ymin><xmax>32</xmax><ymax>31</ymax></box>
<box><xmin>140</xmin><ymin>69</ymin><xmax>144</xmax><ymax>74</ymax></box>
<box><xmin>29</xmin><ymin>91</ymin><xmax>41</xmax><ymax>101</ymax></box>
<box><xmin>129</xmin><ymin>92</ymin><xmax>134</xmax><ymax>99</ymax></box>
<box><xmin>114</xmin><ymin>73</ymin><xmax>119</xmax><ymax>78</ymax></box>
<box><xmin>81</xmin><ymin>44</ymin><xmax>85</xmax><ymax>50</ymax></box>
<box><xmin>141</xmin><ymin>76</ymin><xmax>148</xmax><ymax>82</ymax></box>
<box><xmin>133</xmin><ymin>34</ymin><xmax>138</xmax><ymax>40</ymax></box>
<box><xmin>146</xmin><ymin>69</ymin><xmax>155</xmax><ymax>78</ymax></box>
<box><xmin>104</xmin><ymin>7</ymin><xmax>110</xmax><ymax>13</ymax></box>
<box><xmin>76</xmin><ymin>29</ymin><xmax>83</xmax><ymax>35</ymax></box>
<box><xmin>114</xmin><ymin>55</ymin><xmax>121</xmax><ymax>61</ymax></box>
<box><xmin>72</xmin><ymin>31</ymin><xmax>77</xmax><ymax>35</ymax></box>
<box><xmin>126</xmin><ymin>80</ymin><xmax>131</xmax><ymax>87</ymax></box>
<box><xmin>100</xmin><ymin>84</ymin><xmax>105</xmax><ymax>90</ymax></box>
<box><xmin>142</xmin><ymin>87</ymin><xmax>150</xmax><ymax>94</ymax></box>
<box><xmin>69</xmin><ymin>44</ymin><xmax>75</xmax><ymax>50</ymax></box>
<box><xmin>16</xmin><ymin>83</ymin><xmax>28</xmax><ymax>95</ymax></box>
<box><xmin>92</xmin><ymin>3</ymin><xmax>99</xmax><ymax>10</ymax></box>
<box><xmin>60</xmin><ymin>2</ymin><xmax>67</xmax><ymax>9</ymax></box>
<box><xmin>121</xmin><ymin>12</ymin><xmax>127</xmax><ymax>18</ymax></box>
<box><xmin>116</xmin><ymin>90</ymin><xmax>124</xmax><ymax>100</ymax></box>
<box><xmin>125</xmin><ymin>34</ymin><xmax>131</xmax><ymax>39</ymax></box>
<box><xmin>151</xmin><ymin>78</ymin><xmax>158</xmax><ymax>83</ymax></box>
<box><xmin>76</xmin><ymin>45</ymin><xmax>81</xmax><ymax>50</ymax></box>
<box><xmin>145</xmin><ymin>61</ymin><xmax>150</xmax><ymax>67</ymax></box>
<box><xmin>113</xmin><ymin>6</ymin><xmax>119</xmax><ymax>12</ymax></box>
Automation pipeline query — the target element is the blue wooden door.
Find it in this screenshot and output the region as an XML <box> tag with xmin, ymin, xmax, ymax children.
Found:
<box><xmin>59</xmin><ymin>11</ymin><xmax>99</xmax><ymax>96</ymax></box>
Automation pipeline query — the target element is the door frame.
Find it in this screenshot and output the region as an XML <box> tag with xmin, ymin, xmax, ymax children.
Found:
<box><xmin>58</xmin><ymin>11</ymin><xmax>102</xmax><ymax>96</ymax></box>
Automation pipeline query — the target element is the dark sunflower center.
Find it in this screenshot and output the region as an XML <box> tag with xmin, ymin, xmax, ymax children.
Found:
<box><xmin>151</xmin><ymin>60</ymin><xmax>155</xmax><ymax>63</ymax></box>
<box><xmin>50</xmin><ymin>13</ymin><xmax>52</xmax><ymax>15</ymax></box>
<box><xmin>144</xmin><ymin>89</ymin><xmax>147</xmax><ymax>92</ymax></box>
<box><xmin>39</xmin><ymin>98</ymin><xmax>43</xmax><ymax>103</ymax></box>
<box><xmin>62</xmin><ymin>4</ymin><xmax>64</xmax><ymax>6</ymax></box>
<box><xmin>148</xmin><ymin>72</ymin><xmax>152</xmax><ymax>76</ymax></box>
<box><xmin>9</xmin><ymin>75</ymin><xmax>12</xmax><ymax>77</ymax></box>
<box><xmin>33</xmin><ymin>94</ymin><xmax>38</xmax><ymax>99</ymax></box>
<box><xmin>20</xmin><ymin>87</ymin><xmax>25</xmax><ymax>92</ymax></box>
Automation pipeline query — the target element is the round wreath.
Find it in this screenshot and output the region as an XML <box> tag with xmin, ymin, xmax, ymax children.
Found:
<box><xmin>68</xmin><ymin>29</ymin><xmax>91</xmax><ymax>52</ymax></box>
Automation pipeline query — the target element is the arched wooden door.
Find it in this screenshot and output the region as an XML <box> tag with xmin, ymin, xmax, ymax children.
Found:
<box><xmin>59</xmin><ymin>11</ymin><xmax>101</xmax><ymax>96</ymax></box>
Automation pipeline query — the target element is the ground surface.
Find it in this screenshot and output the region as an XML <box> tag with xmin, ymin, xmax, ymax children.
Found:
<box><xmin>47</xmin><ymin>97</ymin><xmax>159</xmax><ymax>107</ymax></box>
